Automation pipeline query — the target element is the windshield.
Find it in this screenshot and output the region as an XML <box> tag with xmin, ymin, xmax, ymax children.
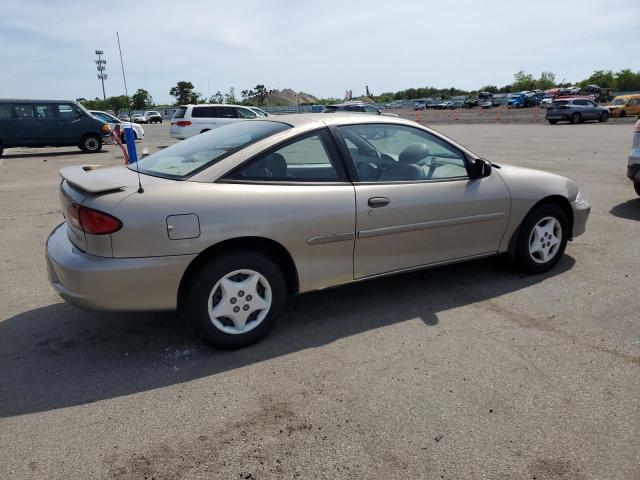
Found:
<box><xmin>91</xmin><ymin>111</ymin><xmax>120</xmax><ymax>123</ymax></box>
<box><xmin>612</xmin><ymin>98</ymin><xmax>627</xmax><ymax>105</ymax></box>
<box><xmin>252</xmin><ymin>108</ymin><xmax>268</xmax><ymax>117</ymax></box>
<box><xmin>132</xmin><ymin>120</ymin><xmax>291</xmax><ymax>179</ymax></box>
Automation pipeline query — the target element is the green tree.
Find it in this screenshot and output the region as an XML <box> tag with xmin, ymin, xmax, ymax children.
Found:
<box><xmin>512</xmin><ymin>71</ymin><xmax>537</xmax><ymax>91</ymax></box>
<box><xmin>224</xmin><ymin>87</ymin><xmax>237</xmax><ymax>104</ymax></box>
<box><xmin>615</xmin><ymin>69</ymin><xmax>640</xmax><ymax>92</ymax></box>
<box><xmin>208</xmin><ymin>91</ymin><xmax>224</xmax><ymax>103</ymax></box>
<box><xmin>537</xmin><ymin>72</ymin><xmax>556</xmax><ymax>90</ymax></box>
<box><xmin>131</xmin><ymin>89</ymin><xmax>153</xmax><ymax>110</ymax></box>
<box><xmin>579</xmin><ymin>70</ymin><xmax>615</xmax><ymax>89</ymax></box>
<box><xmin>169</xmin><ymin>81</ymin><xmax>200</xmax><ymax>105</ymax></box>
<box><xmin>481</xmin><ymin>85</ymin><xmax>498</xmax><ymax>94</ymax></box>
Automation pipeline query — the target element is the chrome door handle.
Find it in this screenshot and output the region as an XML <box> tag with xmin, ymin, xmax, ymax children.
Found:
<box><xmin>368</xmin><ymin>197</ymin><xmax>390</xmax><ymax>208</ymax></box>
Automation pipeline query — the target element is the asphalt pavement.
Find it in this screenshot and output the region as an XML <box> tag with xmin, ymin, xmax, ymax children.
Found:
<box><xmin>0</xmin><ymin>122</ymin><xmax>638</xmax><ymax>479</ymax></box>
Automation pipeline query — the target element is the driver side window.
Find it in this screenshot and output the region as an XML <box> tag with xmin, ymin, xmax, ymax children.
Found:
<box><xmin>337</xmin><ymin>124</ymin><xmax>468</xmax><ymax>182</ymax></box>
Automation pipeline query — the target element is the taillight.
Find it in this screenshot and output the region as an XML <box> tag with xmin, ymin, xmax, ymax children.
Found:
<box><xmin>176</xmin><ymin>120</ymin><xmax>191</xmax><ymax>127</ymax></box>
<box><xmin>67</xmin><ymin>203</ymin><xmax>122</xmax><ymax>235</ymax></box>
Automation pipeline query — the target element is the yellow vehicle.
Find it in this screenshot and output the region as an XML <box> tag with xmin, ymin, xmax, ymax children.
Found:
<box><xmin>607</xmin><ymin>94</ymin><xmax>640</xmax><ymax>118</ymax></box>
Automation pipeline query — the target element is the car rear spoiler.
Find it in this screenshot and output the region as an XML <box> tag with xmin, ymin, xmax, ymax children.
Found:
<box><xmin>59</xmin><ymin>165</ymin><xmax>126</xmax><ymax>193</ymax></box>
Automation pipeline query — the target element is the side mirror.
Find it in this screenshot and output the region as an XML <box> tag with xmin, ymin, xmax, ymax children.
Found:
<box><xmin>471</xmin><ymin>158</ymin><xmax>492</xmax><ymax>179</ymax></box>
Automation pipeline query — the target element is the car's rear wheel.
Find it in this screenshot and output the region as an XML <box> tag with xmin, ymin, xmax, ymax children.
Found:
<box><xmin>181</xmin><ymin>251</ymin><xmax>287</xmax><ymax>349</ymax></box>
<box><xmin>571</xmin><ymin>113</ymin><xmax>581</xmax><ymax>124</ymax></box>
<box><xmin>79</xmin><ymin>134</ymin><xmax>102</xmax><ymax>153</ymax></box>
<box><xmin>548</xmin><ymin>120</ymin><xmax>558</xmax><ymax>125</ymax></box>
<box><xmin>634</xmin><ymin>182</ymin><xmax>640</xmax><ymax>197</ymax></box>
<box><xmin>514</xmin><ymin>204</ymin><xmax>568</xmax><ymax>274</ymax></box>
<box><xmin>599</xmin><ymin>112</ymin><xmax>609</xmax><ymax>123</ymax></box>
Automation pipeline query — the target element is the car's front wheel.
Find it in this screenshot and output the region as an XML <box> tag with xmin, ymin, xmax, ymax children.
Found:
<box><xmin>548</xmin><ymin>119</ymin><xmax>558</xmax><ymax>125</ymax></box>
<box><xmin>181</xmin><ymin>251</ymin><xmax>287</xmax><ymax>349</ymax></box>
<box><xmin>514</xmin><ymin>203</ymin><xmax>568</xmax><ymax>274</ymax></box>
<box><xmin>619</xmin><ymin>110</ymin><xmax>626</xmax><ymax>118</ymax></box>
<box><xmin>79</xmin><ymin>134</ymin><xmax>102</xmax><ymax>153</ymax></box>
<box><xmin>599</xmin><ymin>112</ymin><xmax>609</xmax><ymax>123</ymax></box>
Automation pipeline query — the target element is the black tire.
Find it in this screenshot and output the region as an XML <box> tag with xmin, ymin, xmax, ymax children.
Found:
<box><xmin>548</xmin><ymin>120</ymin><xmax>558</xmax><ymax>125</ymax></box>
<box><xmin>619</xmin><ymin>110</ymin><xmax>626</xmax><ymax>118</ymax></box>
<box><xmin>0</xmin><ymin>141</ymin><xmax>3</xmax><ymax>157</ymax></box>
<box><xmin>79</xmin><ymin>134</ymin><xmax>102</xmax><ymax>153</ymax></box>
<box><xmin>634</xmin><ymin>182</ymin><xmax>640</xmax><ymax>197</ymax></box>
<box><xmin>599</xmin><ymin>112</ymin><xmax>609</xmax><ymax>123</ymax></box>
<box><xmin>200</xmin><ymin>129</ymin><xmax>210</xmax><ymax>134</ymax></box>
<box><xmin>514</xmin><ymin>203</ymin><xmax>569</xmax><ymax>274</ymax></box>
<box><xmin>571</xmin><ymin>112</ymin><xmax>581</xmax><ymax>124</ymax></box>
<box><xmin>180</xmin><ymin>251</ymin><xmax>287</xmax><ymax>349</ymax></box>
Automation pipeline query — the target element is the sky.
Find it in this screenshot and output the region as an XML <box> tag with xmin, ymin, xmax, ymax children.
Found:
<box><xmin>1</xmin><ymin>0</ymin><xmax>638</xmax><ymax>104</ymax></box>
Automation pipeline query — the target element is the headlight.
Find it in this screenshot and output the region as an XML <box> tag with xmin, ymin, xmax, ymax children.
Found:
<box><xmin>575</xmin><ymin>190</ymin><xmax>584</xmax><ymax>203</ymax></box>
<box><xmin>101</xmin><ymin>123</ymin><xmax>111</xmax><ymax>133</ymax></box>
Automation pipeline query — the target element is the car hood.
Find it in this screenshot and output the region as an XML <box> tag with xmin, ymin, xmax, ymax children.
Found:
<box><xmin>606</xmin><ymin>105</ymin><xmax>623</xmax><ymax>110</ymax></box>
<box><xmin>495</xmin><ymin>163</ymin><xmax>580</xmax><ymax>203</ymax></box>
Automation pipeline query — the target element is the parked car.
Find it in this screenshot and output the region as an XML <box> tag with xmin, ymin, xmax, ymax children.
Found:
<box><xmin>323</xmin><ymin>103</ymin><xmax>398</xmax><ymax>117</ymax></box>
<box><xmin>628</xmin><ymin>118</ymin><xmax>640</xmax><ymax>196</ymax></box>
<box><xmin>607</xmin><ymin>94</ymin><xmax>640</xmax><ymax>118</ymax></box>
<box><xmin>463</xmin><ymin>99</ymin><xmax>479</xmax><ymax>108</ymax></box>
<box><xmin>539</xmin><ymin>96</ymin><xmax>554</xmax><ymax>108</ymax></box>
<box><xmin>131</xmin><ymin>113</ymin><xmax>148</xmax><ymax>124</ymax></box>
<box><xmin>0</xmin><ymin>99</ymin><xmax>111</xmax><ymax>156</ymax></box>
<box><xmin>117</xmin><ymin>112</ymin><xmax>130</xmax><ymax>121</ymax></box>
<box><xmin>145</xmin><ymin>111</ymin><xmax>163</xmax><ymax>124</ymax></box>
<box><xmin>248</xmin><ymin>107</ymin><xmax>269</xmax><ymax>117</ymax></box>
<box><xmin>89</xmin><ymin>110</ymin><xmax>145</xmax><ymax>143</ymax></box>
<box><xmin>414</xmin><ymin>101</ymin><xmax>426</xmax><ymax>110</ymax></box>
<box><xmin>451</xmin><ymin>100</ymin><xmax>464</xmax><ymax>109</ymax></box>
<box><xmin>45</xmin><ymin>114</ymin><xmax>590</xmax><ymax>349</ymax></box>
<box><xmin>481</xmin><ymin>101</ymin><xmax>493</xmax><ymax>109</ymax></box>
<box><xmin>546</xmin><ymin>98</ymin><xmax>610</xmax><ymax>124</ymax></box>
<box><xmin>170</xmin><ymin>104</ymin><xmax>262</xmax><ymax>139</ymax></box>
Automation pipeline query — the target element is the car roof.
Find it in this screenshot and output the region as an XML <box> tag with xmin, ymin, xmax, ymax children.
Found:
<box><xmin>0</xmin><ymin>99</ymin><xmax>77</xmax><ymax>103</ymax></box>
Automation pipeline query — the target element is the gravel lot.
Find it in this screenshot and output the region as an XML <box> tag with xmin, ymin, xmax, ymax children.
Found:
<box><xmin>1</xmin><ymin>122</ymin><xmax>638</xmax><ymax>480</ymax></box>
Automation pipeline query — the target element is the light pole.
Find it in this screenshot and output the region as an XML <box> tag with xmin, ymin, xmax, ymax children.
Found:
<box><xmin>95</xmin><ymin>50</ymin><xmax>107</xmax><ymax>100</ymax></box>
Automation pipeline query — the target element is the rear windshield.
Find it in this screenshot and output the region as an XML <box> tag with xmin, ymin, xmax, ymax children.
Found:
<box><xmin>172</xmin><ymin>107</ymin><xmax>187</xmax><ymax>119</ymax></box>
<box><xmin>133</xmin><ymin>120</ymin><xmax>291</xmax><ymax>179</ymax></box>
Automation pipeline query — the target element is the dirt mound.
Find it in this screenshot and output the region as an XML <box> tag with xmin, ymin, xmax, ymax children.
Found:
<box><xmin>266</xmin><ymin>89</ymin><xmax>319</xmax><ymax>105</ymax></box>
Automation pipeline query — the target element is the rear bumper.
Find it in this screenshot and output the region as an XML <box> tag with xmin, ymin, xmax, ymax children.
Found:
<box><xmin>571</xmin><ymin>199</ymin><xmax>591</xmax><ymax>238</ymax></box>
<box><xmin>46</xmin><ymin>223</ymin><xmax>196</xmax><ymax>311</ymax></box>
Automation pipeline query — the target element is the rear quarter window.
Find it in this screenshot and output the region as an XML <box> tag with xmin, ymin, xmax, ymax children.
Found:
<box><xmin>172</xmin><ymin>107</ymin><xmax>187</xmax><ymax>119</ymax></box>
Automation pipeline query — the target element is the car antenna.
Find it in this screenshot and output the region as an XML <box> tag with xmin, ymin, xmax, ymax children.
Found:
<box><xmin>134</xmin><ymin>154</ymin><xmax>144</xmax><ymax>194</ymax></box>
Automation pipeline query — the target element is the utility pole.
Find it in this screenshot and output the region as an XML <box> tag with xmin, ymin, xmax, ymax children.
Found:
<box><xmin>116</xmin><ymin>32</ymin><xmax>131</xmax><ymax>114</ymax></box>
<box><xmin>95</xmin><ymin>50</ymin><xmax>107</xmax><ymax>100</ymax></box>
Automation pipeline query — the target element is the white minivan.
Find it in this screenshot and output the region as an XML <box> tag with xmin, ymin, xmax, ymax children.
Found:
<box><xmin>169</xmin><ymin>104</ymin><xmax>261</xmax><ymax>139</ymax></box>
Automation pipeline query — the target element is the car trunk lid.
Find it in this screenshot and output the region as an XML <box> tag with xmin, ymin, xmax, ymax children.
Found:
<box><xmin>58</xmin><ymin>165</ymin><xmax>169</xmax><ymax>255</ymax></box>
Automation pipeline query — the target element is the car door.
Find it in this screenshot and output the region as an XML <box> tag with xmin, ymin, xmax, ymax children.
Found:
<box><xmin>56</xmin><ymin>103</ymin><xmax>88</xmax><ymax>143</ymax></box>
<box><xmin>334</xmin><ymin>123</ymin><xmax>511</xmax><ymax>279</ymax></box>
<box><xmin>32</xmin><ymin>104</ymin><xmax>60</xmax><ymax>143</ymax></box>
<box><xmin>573</xmin><ymin>99</ymin><xmax>592</xmax><ymax>120</ymax></box>
<box><xmin>222</xmin><ymin>128</ymin><xmax>356</xmax><ymax>290</ymax></box>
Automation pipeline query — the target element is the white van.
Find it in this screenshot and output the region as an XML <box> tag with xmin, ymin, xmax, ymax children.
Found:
<box><xmin>169</xmin><ymin>104</ymin><xmax>261</xmax><ymax>139</ymax></box>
